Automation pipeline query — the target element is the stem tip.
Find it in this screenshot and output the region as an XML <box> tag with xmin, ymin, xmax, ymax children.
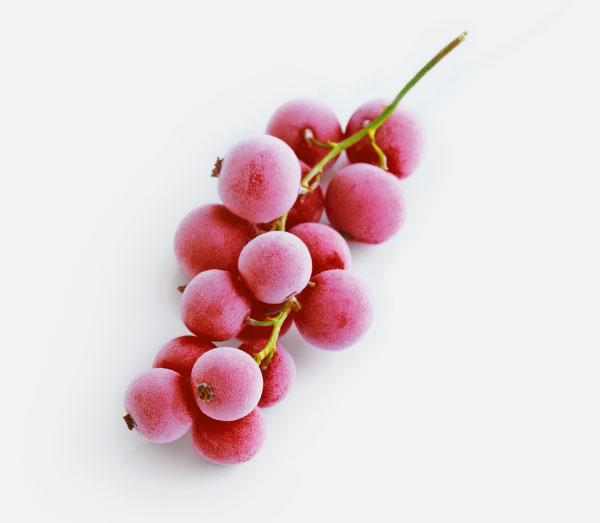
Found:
<box><xmin>211</xmin><ymin>157</ymin><xmax>223</xmax><ymax>178</ymax></box>
<box><xmin>123</xmin><ymin>413</ymin><xmax>137</xmax><ymax>430</ymax></box>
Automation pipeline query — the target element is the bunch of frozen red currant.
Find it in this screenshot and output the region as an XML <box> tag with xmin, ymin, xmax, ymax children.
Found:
<box><xmin>123</xmin><ymin>34</ymin><xmax>466</xmax><ymax>465</ymax></box>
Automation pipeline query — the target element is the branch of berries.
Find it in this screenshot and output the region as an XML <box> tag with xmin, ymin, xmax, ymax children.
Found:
<box><xmin>123</xmin><ymin>32</ymin><xmax>467</xmax><ymax>465</ymax></box>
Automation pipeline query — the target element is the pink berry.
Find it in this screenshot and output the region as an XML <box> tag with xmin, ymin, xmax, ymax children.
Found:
<box><xmin>345</xmin><ymin>98</ymin><xmax>422</xmax><ymax>179</ymax></box>
<box><xmin>286</xmin><ymin>161</ymin><xmax>324</xmax><ymax>228</ymax></box>
<box><xmin>289</xmin><ymin>222</ymin><xmax>351</xmax><ymax>276</ymax></box>
<box><xmin>217</xmin><ymin>135</ymin><xmax>301</xmax><ymax>224</ymax></box>
<box><xmin>238</xmin><ymin>340</ymin><xmax>296</xmax><ymax>407</ymax></box>
<box><xmin>266</xmin><ymin>98</ymin><xmax>343</xmax><ymax>170</ymax></box>
<box><xmin>123</xmin><ymin>368</ymin><xmax>195</xmax><ymax>443</ymax></box>
<box><xmin>152</xmin><ymin>336</ymin><xmax>215</xmax><ymax>378</ymax></box>
<box><xmin>325</xmin><ymin>163</ymin><xmax>405</xmax><ymax>244</ymax></box>
<box><xmin>238</xmin><ymin>231</ymin><xmax>312</xmax><ymax>304</ymax></box>
<box><xmin>295</xmin><ymin>269</ymin><xmax>373</xmax><ymax>350</ymax></box>
<box><xmin>190</xmin><ymin>347</ymin><xmax>263</xmax><ymax>421</ymax></box>
<box><xmin>286</xmin><ymin>185</ymin><xmax>324</xmax><ymax>229</ymax></box>
<box><xmin>181</xmin><ymin>270</ymin><xmax>251</xmax><ymax>341</ymax></box>
<box><xmin>237</xmin><ymin>299</ymin><xmax>294</xmax><ymax>341</ymax></box>
<box><xmin>174</xmin><ymin>204</ymin><xmax>255</xmax><ymax>279</ymax></box>
<box><xmin>192</xmin><ymin>408</ymin><xmax>266</xmax><ymax>465</ymax></box>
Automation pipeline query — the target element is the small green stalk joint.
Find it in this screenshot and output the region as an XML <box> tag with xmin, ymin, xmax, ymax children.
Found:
<box><xmin>367</xmin><ymin>129</ymin><xmax>388</xmax><ymax>170</ymax></box>
<box><xmin>261</xmin><ymin>350</ymin><xmax>276</xmax><ymax>369</ymax></box>
<box><xmin>289</xmin><ymin>295</ymin><xmax>301</xmax><ymax>311</ymax></box>
<box><xmin>245</xmin><ymin>316</ymin><xmax>275</xmax><ymax>327</ymax></box>
<box><xmin>265</xmin><ymin>212</ymin><xmax>289</xmax><ymax>232</ymax></box>
<box><xmin>304</xmin><ymin>128</ymin><xmax>335</xmax><ymax>149</ymax></box>
<box><xmin>252</xmin><ymin>299</ymin><xmax>295</xmax><ymax>367</ymax></box>
<box><xmin>276</xmin><ymin>212</ymin><xmax>288</xmax><ymax>231</ymax></box>
<box><xmin>301</xmin><ymin>171</ymin><xmax>323</xmax><ymax>191</ymax></box>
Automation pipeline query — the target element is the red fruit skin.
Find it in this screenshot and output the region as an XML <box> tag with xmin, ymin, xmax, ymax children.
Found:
<box><xmin>152</xmin><ymin>336</ymin><xmax>216</xmax><ymax>378</ymax></box>
<box><xmin>217</xmin><ymin>135</ymin><xmax>301</xmax><ymax>224</ymax></box>
<box><xmin>325</xmin><ymin>163</ymin><xmax>405</xmax><ymax>244</ymax></box>
<box><xmin>192</xmin><ymin>408</ymin><xmax>266</xmax><ymax>465</ymax></box>
<box><xmin>345</xmin><ymin>98</ymin><xmax>422</xmax><ymax>179</ymax></box>
<box><xmin>289</xmin><ymin>222</ymin><xmax>351</xmax><ymax>276</ymax></box>
<box><xmin>266</xmin><ymin>98</ymin><xmax>343</xmax><ymax>170</ymax></box>
<box><xmin>181</xmin><ymin>270</ymin><xmax>252</xmax><ymax>341</ymax></box>
<box><xmin>287</xmin><ymin>188</ymin><xmax>324</xmax><ymax>229</ymax></box>
<box><xmin>294</xmin><ymin>269</ymin><xmax>373</xmax><ymax>350</ymax></box>
<box><xmin>124</xmin><ymin>368</ymin><xmax>195</xmax><ymax>443</ymax></box>
<box><xmin>238</xmin><ymin>340</ymin><xmax>296</xmax><ymax>407</ymax></box>
<box><xmin>190</xmin><ymin>347</ymin><xmax>263</xmax><ymax>421</ymax></box>
<box><xmin>286</xmin><ymin>161</ymin><xmax>325</xmax><ymax>228</ymax></box>
<box><xmin>237</xmin><ymin>299</ymin><xmax>294</xmax><ymax>341</ymax></box>
<box><xmin>174</xmin><ymin>204</ymin><xmax>255</xmax><ymax>279</ymax></box>
<box><xmin>238</xmin><ymin>231</ymin><xmax>312</xmax><ymax>305</ymax></box>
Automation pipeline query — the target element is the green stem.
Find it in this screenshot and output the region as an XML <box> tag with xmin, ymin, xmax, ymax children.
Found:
<box><xmin>367</xmin><ymin>129</ymin><xmax>388</xmax><ymax>170</ymax></box>
<box><xmin>277</xmin><ymin>212</ymin><xmax>288</xmax><ymax>231</ymax></box>
<box><xmin>245</xmin><ymin>317</ymin><xmax>275</xmax><ymax>327</ymax></box>
<box><xmin>305</xmin><ymin>129</ymin><xmax>335</xmax><ymax>150</ymax></box>
<box><xmin>252</xmin><ymin>300</ymin><xmax>294</xmax><ymax>367</ymax></box>
<box><xmin>301</xmin><ymin>31</ymin><xmax>467</xmax><ymax>190</ymax></box>
<box><xmin>263</xmin><ymin>211</ymin><xmax>288</xmax><ymax>232</ymax></box>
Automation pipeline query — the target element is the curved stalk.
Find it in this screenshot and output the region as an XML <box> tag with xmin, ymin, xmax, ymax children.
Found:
<box><xmin>301</xmin><ymin>31</ymin><xmax>467</xmax><ymax>190</ymax></box>
<box><xmin>252</xmin><ymin>300</ymin><xmax>294</xmax><ymax>367</ymax></box>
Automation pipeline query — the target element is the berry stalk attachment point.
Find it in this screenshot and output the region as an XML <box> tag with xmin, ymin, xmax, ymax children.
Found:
<box><xmin>288</xmin><ymin>295</ymin><xmax>301</xmax><ymax>311</ymax></box>
<box><xmin>304</xmin><ymin>128</ymin><xmax>335</xmax><ymax>150</ymax></box>
<box><xmin>245</xmin><ymin>316</ymin><xmax>276</xmax><ymax>327</ymax></box>
<box><xmin>252</xmin><ymin>299</ymin><xmax>295</xmax><ymax>367</ymax></box>
<box><xmin>263</xmin><ymin>212</ymin><xmax>289</xmax><ymax>232</ymax></box>
<box><xmin>367</xmin><ymin>129</ymin><xmax>388</xmax><ymax>170</ymax></box>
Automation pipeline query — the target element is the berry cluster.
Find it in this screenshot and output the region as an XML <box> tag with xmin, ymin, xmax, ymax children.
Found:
<box><xmin>123</xmin><ymin>34</ymin><xmax>466</xmax><ymax>465</ymax></box>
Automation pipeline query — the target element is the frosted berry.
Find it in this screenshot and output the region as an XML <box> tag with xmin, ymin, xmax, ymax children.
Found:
<box><xmin>192</xmin><ymin>408</ymin><xmax>266</xmax><ymax>465</ymax></box>
<box><xmin>174</xmin><ymin>204</ymin><xmax>255</xmax><ymax>279</ymax></box>
<box><xmin>190</xmin><ymin>347</ymin><xmax>263</xmax><ymax>421</ymax></box>
<box><xmin>238</xmin><ymin>231</ymin><xmax>312</xmax><ymax>304</ymax></box>
<box><xmin>295</xmin><ymin>269</ymin><xmax>373</xmax><ymax>350</ymax></box>
<box><xmin>238</xmin><ymin>340</ymin><xmax>296</xmax><ymax>407</ymax></box>
<box><xmin>217</xmin><ymin>135</ymin><xmax>301</xmax><ymax>224</ymax></box>
<box><xmin>152</xmin><ymin>336</ymin><xmax>215</xmax><ymax>377</ymax></box>
<box><xmin>325</xmin><ymin>163</ymin><xmax>405</xmax><ymax>244</ymax></box>
<box><xmin>123</xmin><ymin>368</ymin><xmax>195</xmax><ymax>443</ymax></box>
<box><xmin>289</xmin><ymin>222</ymin><xmax>351</xmax><ymax>276</ymax></box>
<box><xmin>181</xmin><ymin>270</ymin><xmax>251</xmax><ymax>341</ymax></box>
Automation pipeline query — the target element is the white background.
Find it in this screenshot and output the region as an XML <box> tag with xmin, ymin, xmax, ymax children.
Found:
<box><xmin>1</xmin><ymin>1</ymin><xmax>599</xmax><ymax>521</ymax></box>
